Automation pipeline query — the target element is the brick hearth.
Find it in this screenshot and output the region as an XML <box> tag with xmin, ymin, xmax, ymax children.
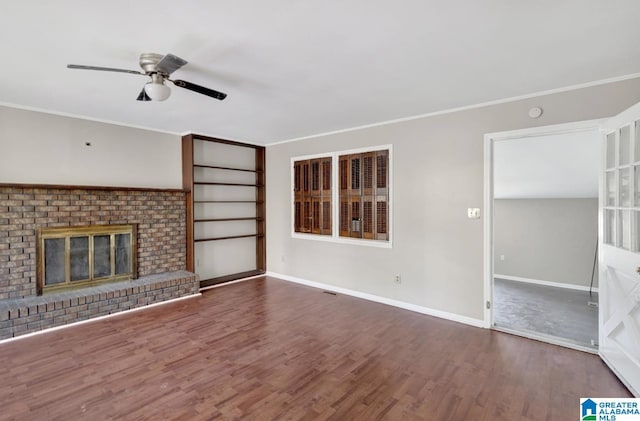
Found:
<box><xmin>0</xmin><ymin>271</ymin><xmax>199</xmax><ymax>340</ymax></box>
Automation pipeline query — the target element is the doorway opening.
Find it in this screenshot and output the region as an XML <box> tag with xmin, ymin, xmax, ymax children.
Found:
<box><xmin>484</xmin><ymin>121</ymin><xmax>602</xmax><ymax>352</ymax></box>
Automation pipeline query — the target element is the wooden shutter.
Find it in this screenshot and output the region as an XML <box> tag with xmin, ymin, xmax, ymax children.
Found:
<box><xmin>320</xmin><ymin>158</ymin><xmax>332</xmax><ymax>235</ymax></box>
<box><xmin>375</xmin><ymin>150</ymin><xmax>389</xmax><ymax>240</ymax></box>
<box><xmin>294</xmin><ymin>201</ymin><xmax>301</xmax><ymax>231</ymax></box>
<box><xmin>362</xmin><ymin>197</ymin><xmax>374</xmax><ymax>239</ymax></box>
<box><xmin>293</xmin><ymin>161</ymin><xmax>304</xmax><ymax>233</ymax></box>
<box><xmin>350</xmin><ymin>197</ymin><xmax>362</xmax><ymax>238</ymax></box>
<box><xmin>322</xmin><ymin>159</ymin><xmax>331</xmax><ymax>195</ymax></box>
<box><xmin>338</xmin><ymin>150</ymin><xmax>389</xmax><ymax>241</ymax></box>
<box><xmin>350</xmin><ymin>155</ymin><xmax>361</xmax><ymax>195</ymax></box>
<box><xmin>350</xmin><ymin>154</ymin><xmax>362</xmax><ymax>238</ymax></box>
<box><xmin>363</xmin><ymin>152</ymin><xmax>375</xmax><ymax>195</ymax></box>
<box><xmin>310</xmin><ymin>160</ymin><xmax>320</xmax><ymax>234</ymax></box>
<box><xmin>376</xmin><ymin>200</ymin><xmax>388</xmax><ymax>240</ymax></box>
<box><xmin>294</xmin><ymin>157</ymin><xmax>332</xmax><ymax>235</ymax></box>
<box><xmin>339</xmin><ymin>199</ymin><xmax>349</xmax><ymax>237</ymax></box>
<box><xmin>294</xmin><ymin>160</ymin><xmax>311</xmax><ymax>233</ymax></box>
<box><xmin>302</xmin><ymin>200</ymin><xmax>311</xmax><ymax>232</ymax></box>
<box><xmin>320</xmin><ymin>157</ymin><xmax>332</xmax><ymax>235</ymax></box>
<box><xmin>375</xmin><ymin>198</ymin><xmax>389</xmax><ymax>240</ymax></box>
<box><xmin>339</xmin><ymin>156</ymin><xmax>350</xmax><ymax>237</ymax></box>
<box><xmin>376</xmin><ymin>150</ymin><xmax>388</xmax><ymax>195</ymax></box>
<box><xmin>312</xmin><ymin>198</ymin><xmax>321</xmax><ymax>233</ymax></box>
<box><xmin>302</xmin><ymin>161</ymin><xmax>310</xmax><ymax>194</ymax></box>
<box><xmin>339</xmin><ymin>156</ymin><xmax>348</xmax><ymax>192</ymax></box>
<box><xmin>361</xmin><ymin>152</ymin><xmax>376</xmax><ymax>239</ymax></box>
<box><xmin>311</xmin><ymin>160</ymin><xmax>320</xmax><ymax>194</ymax></box>
<box><xmin>339</xmin><ymin>153</ymin><xmax>361</xmax><ymax>238</ymax></box>
<box><xmin>321</xmin><ymin>200</ymin><xmax>332</xmax><ymax>235</ymax></box>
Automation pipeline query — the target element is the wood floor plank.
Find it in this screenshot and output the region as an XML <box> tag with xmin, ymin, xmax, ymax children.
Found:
<box><xmin>0</xmin><ymin>276</ymin><xmax>631</xmax><ymax>420</ymax></box>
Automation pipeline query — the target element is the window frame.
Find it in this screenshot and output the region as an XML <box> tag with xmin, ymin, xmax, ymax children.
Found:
<box><xmin>290</xmin><ymin>145</ymin><xmax>393</xmax><ymax>248</ymax></box>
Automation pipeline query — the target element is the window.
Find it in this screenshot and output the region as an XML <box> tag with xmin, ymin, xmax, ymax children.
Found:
<box><xmin>339</xmin><ymin>150</ymin><xmax>389</xmax><ymax>240</ymax></box>
<box><xmin>293</xmin><ymin>157</ymin><xmax>332</xmax><ymax>235</ymax></box>
<box><xmin>292</xmin><ymin>146</ymin><xmax>391</xmax><ymax>246</ymax></box>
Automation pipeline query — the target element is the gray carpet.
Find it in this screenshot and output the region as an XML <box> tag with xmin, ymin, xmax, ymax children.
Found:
<box><xmin>493</xmin><ymin>278</ymin><xmax>599</xmax><ymax>348</ymax></box>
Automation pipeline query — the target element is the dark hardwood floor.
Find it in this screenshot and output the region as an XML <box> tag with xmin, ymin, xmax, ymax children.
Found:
<box><xmin>0</xmin><ymin>276</ymin><xmax>630</xmax><ymax>420</ymax></box>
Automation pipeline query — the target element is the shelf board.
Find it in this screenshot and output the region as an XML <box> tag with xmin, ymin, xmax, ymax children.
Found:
<box><xmin>195</xmin><ymin>217</ymin><xmax>263</xmax><ymax>222</ymax></box>
<box><xmin>194</xmin><ymin>182</ymin><xmax>262</xmax><ymax>187</ymax></box>
<box><xmin>194</xmin><ymin>164</ymin><xmax>263</xmax><ymax>173</ymax></box>
<box><xmin>194</xmin><ymin>234</ymin><xmax>264</xmax><ymax>242</ymax></box>
<box><xmin>199</xmin><ymin>269</ymin><xmax>265</xmax><ymax>289</ymax></box>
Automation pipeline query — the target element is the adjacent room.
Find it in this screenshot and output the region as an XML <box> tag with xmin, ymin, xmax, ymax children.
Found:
<box><xmin>1</xmin><ymin>1</ymin><xmax>640</xmax><ymax>419</ymax></box>
<box><xmin>492</xmin><ymin>131</ymin><xmax>601</xmax><ymax>350</ymax></box>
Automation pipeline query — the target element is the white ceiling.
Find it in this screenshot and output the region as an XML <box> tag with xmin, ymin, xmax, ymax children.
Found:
<box><xmin>2</xmin><ymin>1</ymin><xmax>640</xmax><ymax>144</ymax></box>
<box><xmin>494</xmin><ymin>130</ymin><xmax>600</xmax><ymax>199</ymax></box>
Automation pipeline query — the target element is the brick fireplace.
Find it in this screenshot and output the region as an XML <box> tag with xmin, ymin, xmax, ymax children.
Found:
<box><xmin>0</xmin><ymin>185</ymin><xmax>199</xmax><ymax>339</ymax></box>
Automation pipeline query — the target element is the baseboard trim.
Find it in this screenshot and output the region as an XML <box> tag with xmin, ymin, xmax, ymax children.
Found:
<box><xmin>267</xmin><ymin>271</ymin><xmax>485</xmax><ymax>328</ymax></box>
<box><xmin>0</xmin><ymin>293</ymin><xmax>202</xmax><ymax>346</ymax></box>
<box><xmin>494</xmin><ymin>274</ymin><xmax>599</xmax><ymax>293</ymax></box>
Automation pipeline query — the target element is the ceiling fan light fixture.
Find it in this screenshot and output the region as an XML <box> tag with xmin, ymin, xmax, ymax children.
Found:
<box><xmin>144</xmin><ymin>81</ymin><xmax>171</xmax><ymax>101</ymax></box>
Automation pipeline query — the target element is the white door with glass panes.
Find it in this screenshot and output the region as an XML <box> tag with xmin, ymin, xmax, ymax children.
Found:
<box><xmin>601</xmin><ymin>101</ymin><xmax>640</xmax><ymax>397</ymax></box>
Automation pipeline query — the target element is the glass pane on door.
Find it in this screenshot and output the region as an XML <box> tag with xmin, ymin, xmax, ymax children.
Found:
<box><xmin>620</xmin><ymin>125</ymin><xmax>631</xmax><ymax>165</ymax></box>
<box><xmin>93</xmin><ymin>235</ymin><xmax>111</xmax><ymax>278</ymax></box>
<box><xmin>635</xmin><ymin>166</ymin><xmax>640</xmax><ymax>206</ymax></box>
<box><xmin>70</xmin><ymin>236</ymin><xmax>89</xmax><ymax>281</ymax></box>
<box><xmin>604</xmin><ymin>209</ymin><xmax>615</xmax><ymax>245</ymax></box>
<box><xmin>606</xmin><ymin>171</ymin><xmax>616</xmax><ymax>206</ymax></box>
<box><xmin>634</xmin><ymin>211</ymin><xmax>640</xmax><ymax>252</ymax></box>
<box><xmin>619</xmin><ymin>167</ymin><xmax>631</xmax><ymax>207</ymax></box>
<box><xmin>44</xmin><ymin>238</ymin><xmax>66</xmax><ymax>285</ymax></box>
<box><xmin>635</xmin><ymin>121</ymin><xmax>640</xmax><ymax>162</ymax></box>
<box><xmin>618</xmin><ymin>210</ymin><xmax>631</xmax><ymax>250</ymax></box>
<box><xmin>606</xmin><ymin>132</ymin><xmax>616</xmax><ymax>169</ymax></box>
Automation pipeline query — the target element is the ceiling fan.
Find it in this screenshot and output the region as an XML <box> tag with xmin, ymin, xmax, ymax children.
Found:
<box><xmin>67</xmin><ymin>53</ymin><xmax>227</xmax><ymax>102</ymax></box>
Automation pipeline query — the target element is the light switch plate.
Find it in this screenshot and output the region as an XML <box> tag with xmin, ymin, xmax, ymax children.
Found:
<box><xmin>467</xmin><ymin>208</ymin><xmax>480</xmax><ymax>219</ymax></box>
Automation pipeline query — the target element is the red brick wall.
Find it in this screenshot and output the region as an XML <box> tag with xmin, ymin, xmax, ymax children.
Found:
<box><xmin>0</xmin><ymin>186</ymin><xmax>187</xmax><ymax>299</ymax></box>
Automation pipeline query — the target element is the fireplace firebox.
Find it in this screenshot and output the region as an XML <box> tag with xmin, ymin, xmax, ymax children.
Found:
<box><xmin>36</xmin><ymin>225</ymin><xmax>137</xmax><ymax>295</ymax></box>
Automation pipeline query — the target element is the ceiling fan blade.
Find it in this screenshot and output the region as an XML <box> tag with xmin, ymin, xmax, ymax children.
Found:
<box><xmin>155</xmin><ymin>54</ymin><xmax>188</xmax><ymax>75</ymax></box>
<box><xmin>67</xmin><ymin>64</ymin><xmax>145</xmax><ymax>75</ymax></box>
<box><xmin>171</xmin><ymin>79</ymin><xmax>227</xmax><ymax>100</ymax></box>
<box><xmin>136</xmin><ymin>87</ymin><xmax>151</xmax><ymax>101</ymax></box>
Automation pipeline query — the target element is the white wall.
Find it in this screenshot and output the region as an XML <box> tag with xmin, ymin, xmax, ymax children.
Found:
<box><xmin>0</xmin><ymin>106</ymin><xmax>182</xmax><ymax>189</ymax></box>
<box><xmin>494</xmin><ymin>198</ymin><xmax>598</xmax><ymax>288</ymax></box>
<box><xmin>266</xmin><ymin>77</ymin><xmax>640</xmax><ymax>322</ymax></box>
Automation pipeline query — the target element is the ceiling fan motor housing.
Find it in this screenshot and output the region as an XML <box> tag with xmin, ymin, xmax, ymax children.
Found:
<box><xmin>139</xmin><ymin>53</ymin><xmax>165</xmax><ymax>74</ymax></box>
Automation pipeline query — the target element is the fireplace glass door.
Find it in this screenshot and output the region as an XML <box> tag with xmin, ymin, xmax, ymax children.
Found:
<box><xmin>38</xmin><ymin>225</ymin><xmax>136</xmax><ymax>294</ymax></box>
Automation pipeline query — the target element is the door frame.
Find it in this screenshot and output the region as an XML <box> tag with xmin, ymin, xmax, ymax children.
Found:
<box><xmin>483</xmin><ymin>119</ymin><xmax>605</xmax><ymax>334</ymax></box>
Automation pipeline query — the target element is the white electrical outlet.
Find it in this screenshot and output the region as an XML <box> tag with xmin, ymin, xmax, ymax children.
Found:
<box><xmin>467</xmin><ymin>208</ymin><xmax>480</xmax><ymax>219</ymax></box>
<box><xmin>395</xmin><ymin>275</ymin><xmax>401</xmax><ymax>284</ymax></box>
<box><xmin>500</xmin><ymin>255</ymin><xmax>505</xmax><ymax>261</ymax></box>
